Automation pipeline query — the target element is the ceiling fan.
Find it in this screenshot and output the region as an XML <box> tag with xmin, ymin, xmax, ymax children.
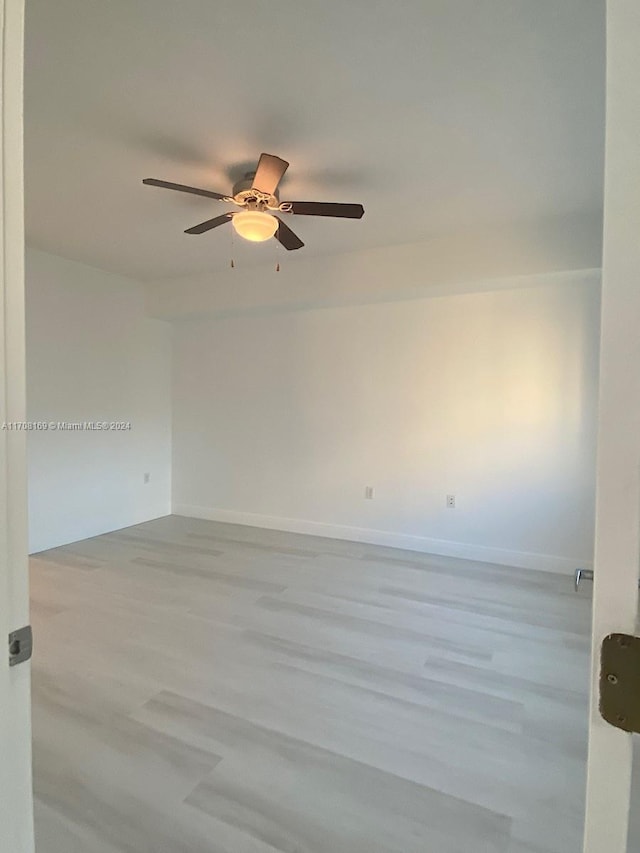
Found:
<box><xmin>142</xmin><ymin>152</ymin><xmax>364</xmax><ymax>251</ymax></box>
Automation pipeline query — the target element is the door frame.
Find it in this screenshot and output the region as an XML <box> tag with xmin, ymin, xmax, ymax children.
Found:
<box><xmin>0</xmin><ymin>0</ymin><xmax>34</xmax><ymax>851</ymax></box>
<box><xmin>584</xmin><ymin>0</ymin><xmax>640</xmax><ymax>853</ymax></box>
<box><xmin>583</xmin><ymin>2</ymin><xmax>640</xmax><ymax>851</ymax></box>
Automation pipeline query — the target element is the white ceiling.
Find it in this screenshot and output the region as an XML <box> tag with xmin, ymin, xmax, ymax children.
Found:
<box><xmin>25</xmin><ymin>0</ymin><xmax>605</xmax><ymax>281</ymax></box>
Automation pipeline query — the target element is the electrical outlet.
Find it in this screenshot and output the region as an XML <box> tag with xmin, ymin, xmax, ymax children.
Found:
<box><xmin>144</xmin><ymin>473</ymin><xmax>151</xmax><ymax>484</ymax></box>
<box><xmin>365</xmin><ymin>486</ymin><xmax>374</xmax><ymax>500</ymax></box>
<box><xmin>446</xmin><ymin>494</ymin><xmax>456</xmax><ymax>508</ymax></box>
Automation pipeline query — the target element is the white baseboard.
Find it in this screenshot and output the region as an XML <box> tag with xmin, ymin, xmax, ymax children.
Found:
<box><xmin>173</xmin><ymin>504</ymin><xmax>591</xmax><ymax>575</ymax></box>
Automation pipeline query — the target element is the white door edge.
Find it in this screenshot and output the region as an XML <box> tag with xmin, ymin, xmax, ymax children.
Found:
<box><xmin>583</xmin><ymin>2</ymin><xmax>640</xmax><ymax>851</ymax></box>
<box><xmin>0</xmin><ymin>0</ymin><xmax>34</xmax><ymax>851</ymax></box>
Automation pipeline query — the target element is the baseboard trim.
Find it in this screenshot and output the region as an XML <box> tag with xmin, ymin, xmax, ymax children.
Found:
<box><xmin>173</xmin><ymin>504</ymin><xmax>591</xmax><ymax>575</ymax></box>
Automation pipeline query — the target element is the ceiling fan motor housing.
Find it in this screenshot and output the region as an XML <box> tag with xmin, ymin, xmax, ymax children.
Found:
<box><xmin>232</xmin><ymin>171</ymin><xmax>280</xmax><ymax>209</ymax></box>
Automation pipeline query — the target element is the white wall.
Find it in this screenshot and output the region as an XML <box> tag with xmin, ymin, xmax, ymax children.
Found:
<box><xmin>24</xmin><ymin>242</ymin><xmax>600</xmax><ymax>571</ymax></box>
<box><xmin>172</xmin><ymin>270</ymin><xmax>600</xmax><ymax>573</ymax></box>
<box><xmin>145</xmin><ymin>214</ymin><xmax>603</xmax><ymax>323</ymax></box>
<box><xmin>26</xmin><ymin>249</ymin><xmax>171</xmax><ymax>553</ymax></box>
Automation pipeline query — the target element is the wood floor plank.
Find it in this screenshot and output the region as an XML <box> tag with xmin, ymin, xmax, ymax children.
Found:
<box><xmin>131</xmin><ymin>555</ymin><xmax>287</xmax><ymax>593</ymax></box>
<box><xmin>34</xmin><ymin>801</ymin><xmax>122</xmax><ymax>853</ymax></box>
<box><xmin>253</xmin><ymin>594</ymin><xmax>494</xmax><ymax>662</ymax></box>
<box><xmin>187</xmin><ymin>531</ymin><xmax>320</xmax><ymax>559</ymax></box>
<box><xmin>141</xmin><ymin>690</ymin><xmax>511</xmax><ymax>853</ymax></box>
<box><xmin>240</xmin><ymin>629</ymin><xmax>524</xmax><ymax>731</ymax></box>
<box><xmin>381</xmin><ymin>585</ymin><xmax>590</xmax><ymax>635</ymax></box>
<box><xmin>29</xmin><ymin>514</ymin><xmax>609</xmax><ymax>852</ymax></box>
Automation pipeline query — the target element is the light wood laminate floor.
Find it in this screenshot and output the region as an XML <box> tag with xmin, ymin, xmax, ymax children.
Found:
<box><xmin>28</xmin><ymin>515</ymin><xmax>612</xmax><ymax>852</ymax></box>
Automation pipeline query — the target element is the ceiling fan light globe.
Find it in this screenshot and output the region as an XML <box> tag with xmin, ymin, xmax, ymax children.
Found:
<box><xmin>232</xmin><ymin>211</ymin><xmax>278</xmax><ymax>242</ymax></box>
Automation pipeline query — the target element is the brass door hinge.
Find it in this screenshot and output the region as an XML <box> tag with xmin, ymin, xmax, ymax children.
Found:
<box><xmin>600</xmin><ymin>633</ymin><xmax>640</xmax><ymax>733</ymax></box>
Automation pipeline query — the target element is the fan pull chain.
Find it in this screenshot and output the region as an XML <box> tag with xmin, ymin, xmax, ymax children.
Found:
<box><xmin>230</xmin><ymin>222</ymin><xmax>235</xmax><ymax>269</ymax></box>
<box><xmin>275</xmin><ymin>224</ymin><xmax>281</xmax><ymax>272</ymax></box>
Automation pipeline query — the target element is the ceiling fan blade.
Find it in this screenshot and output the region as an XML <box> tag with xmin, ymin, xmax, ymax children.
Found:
<box><xmin>275</xmin><ymin>217</ymin><xmax>304</xmax><ymax>250</ymax></box>
<box><xmin>283</xmin><ymin>201</ymin><xmax>364</xmax><ymax>219</ymax></box>
<box><xmin>252</xmin><ymin>153</ymin><xmax>289</xmax><ymax>195</ymax></box>
<box><xmin>143</xmin><ymin>178</ymin><xmax>229</xmax><ymax>201</ymax></box>
<box><xmin>184</xmin><ymin>213</ymin><xmax>234</xmax><ymax>235</ymax></box>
